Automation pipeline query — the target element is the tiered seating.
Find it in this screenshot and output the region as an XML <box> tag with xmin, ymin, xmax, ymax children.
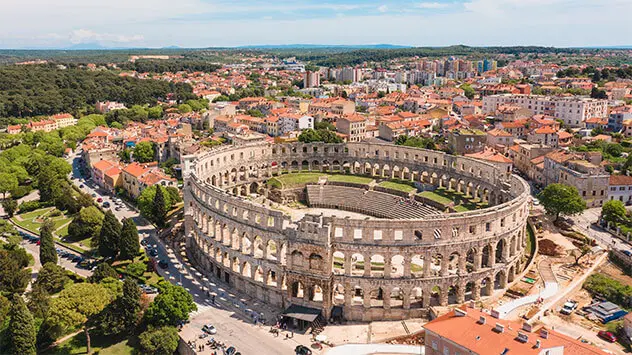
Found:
<box><xmin>306</xmin><ymin>185</ymin><xmax>440</xmax><ymax>219</ymax></box>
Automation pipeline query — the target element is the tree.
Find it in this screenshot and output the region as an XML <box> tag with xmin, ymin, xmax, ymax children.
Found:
<box><xmin>97</xmin><ymin>211</ymin><xmax>122</xmax><ymax>257</ymax></box>
<box><xmin>590</xmin><ymin>87</ymin><xmax>607</xmax><ymax>99</ymax></box>
<box><xmin>144</xmin><ymin>282</ymin><xmax>197</xmax><ymax>327</ymax></box>
<box><xmin>153</xmin><ymin>185</ymin><xmax>168</xmax><ymax>228</ymax></box>
<box><xmin>133</xmin><ymin>141</ymin><xmax>155</xmax><ymax>163</ymax></box>
<box><xmin>0</xmin><ymin>249</ymin><xmax>30</xmax><ymax>294</ymax></box>
<box><xmin>138</xmin><ymin>326</ymin><xmax>179</xmax><ymax>355</ymax></box>
<box><xmin>88</xmin><ymin>263</ymin><xmax>119</xmax><ymax>283</ymax></box>
<box><xmin>537</xmin><ymin>183</ymin><xmax>586</xmax><ymax>222</ymax></box>
<box><xmin>68</xmin><ymin>206</ymin><xmax>104</xmax><ymax>242</ymax></box>
<box><xmin>36</xmin><ymin>164</ymin><xmax>58</xmax><ymax>202</ymax></box>
<box><xmin>26</xmin><ymin>285</ymin><xmax>51</xmax><ymax>319</ymax></box>
<box><xmin>572</xmin><ymin>243</ymin><xmax>592</xmax><ymax>266</ymax></box>
<box><xmin>96</xmin><ymin>279</ymin><xmax>141</xmax><ymax>335</ymax></box>
<box><xmin>7</xmin><ymin>294</ymin><xmax>36</xmax><ymax>355</ymax></box>
<box><xmin>178</xmin><ymin>104</ymin><xmax>193</xmax><ymax>113</ymax></box>
<box><xmin>33</xmin><ymin>262</ymin><xmax>69</xmax><ymax>294</ymax></box>
<box><xmin>460</xmin><ymin>83</ymin><xmax>476</xmax><ymax>99</ymax></box>
<box><xmin>118</xmin><ymin>218</ymin><xmax>140</xmax><ymax>260</ymax></box>
<box><xmin>137</xmin><ymin>185</ymin><xmax>173</xmax><ymax>223</ymax></box>
<box><xmin>602</xmin><ymin>199</ymin><xmax>627</xmax><ymax>224</ymax></box>
<box><xmin>2</xmin><ymin>198</ymin><xmax>17</xmax><ymax>217</ymax></box>
<box><xmin>39</xmin><ymin>219</ymin><xmax>57</xmax><ymax>265</ymax></box>
<box><xmin>44</xmin><ymin>283</ymin><xmax>113</xmax><ymax>354</ymax></box>
<box><xmin>148</xmin><ymin>105</ymin><xmax>164</xmax><ymax>119</ymax></box>
<box><xmin>0</xmin><ymin>173</ymin><xmax>18</xmax><ymax>199</ymax></box>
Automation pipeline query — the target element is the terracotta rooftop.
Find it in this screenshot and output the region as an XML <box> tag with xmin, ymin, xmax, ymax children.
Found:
<box><xmin>610</xmin><ymin>174</ymin><xmax>632</xmax><ymax>186</ymax></box>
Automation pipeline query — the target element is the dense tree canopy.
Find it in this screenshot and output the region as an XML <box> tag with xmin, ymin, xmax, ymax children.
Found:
<box><xmin>39</xmin><ymin>219</ymin><xmax>57</xmax><ymax>265</ymax></box>
<box><xmin>7</xmin><ymin>295</ymin><xmax>36</xmax><ymax>355</ymax></box>
<box><xmin>537</xmin><ymin>183</ymin><xmax>586</xmax><ymax>221</ymax></box>
<box><xmin>119</xmin><ymin>218</ymin><xmax>140</xmax><ymax>260</ymax></box>
<box><xmin>0</xmin><ymin>65</ymin><xmax>196</xmax><ymax>117</ymax></box>
<box><xmin>601</xmin><ymin>199</ymin><xmax>627</xmax><ymax>224</ymax></box>
<box><xmin>138</xmin><ymin>326</ymin><xmax>179</xmax><ymax>355</ymax></box>
<box><xmin>133</xmin><ymin>141</ymin><xmax>155</xmax><ymax>163</ymax></box>
<box><xmin>144</xmin><ymin>282</ymin><xmax>196</xmax><ymax>327</ymax></box>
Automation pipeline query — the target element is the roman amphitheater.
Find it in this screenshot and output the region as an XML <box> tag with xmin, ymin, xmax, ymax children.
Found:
<box><xmin>183</xmin><ymin>142</ymin><xmax>531</xmax><ymax>323</ymax></box>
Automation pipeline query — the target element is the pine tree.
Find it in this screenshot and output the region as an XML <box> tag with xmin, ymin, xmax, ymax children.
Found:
<box><xmin>8</xmin><ymin>294</ymin><xmax>36</xmax><ymax>355</ymax></box>
<box><xmin>98</xmin><ymin>211</ymin><xmax>122</xmax><ymax>257</ymax></box>
<box><xmin>153</xmin><ymin>185</ymin><xmax>167</xmax><ymax>227</ymax></box>
<box><xmin>118</xmin><ymin>218</ymin><xmax>140</xmax><ymax>260</ymax></box>
<box><xmin>96</xmin><ymin>279</ymin><xmax>141</xmax><ymax>335</ymax></box>
<box><xmin>39</xmin><ymin>219</ymin><xmax>57</xmax><ymax>265</ymax></box>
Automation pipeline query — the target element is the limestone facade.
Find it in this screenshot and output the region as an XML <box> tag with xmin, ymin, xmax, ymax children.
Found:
<box><xmin>183</xmin><ymin>142</ymin><xmax>531</xmax><ymax>321</ymax></box>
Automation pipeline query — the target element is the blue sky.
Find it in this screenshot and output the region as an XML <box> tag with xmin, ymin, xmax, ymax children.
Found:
<box><xmin>1</xmin><ymin>0</ymin><xmax>631</xmax><ymax>48</ymax></box>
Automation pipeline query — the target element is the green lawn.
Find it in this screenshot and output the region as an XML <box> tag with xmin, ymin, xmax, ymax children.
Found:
<box><xmin>13</xmin><ymin>207</ymin><xmax>73</xmax><ymax>235</ymax></box>
<box><xmin>328</xmin><ymin>174</ymin><xmax>373</xmax><ymax>184</ymax></box>
<box><xmin>418</xmin><ymin>191</ymin><xmax>453</xmax><ymax>205</ymax></box>
<box><xmin>42</xmin><ymin>332</ymin><xmax>135</xmax><ymax>355</ymax></box>
<box><xmin>418</xmin><ymin>188</ymin><xmax>485</xmax><ymax>212</ymax></box>
<box><xmin>378</xmin><ymin>181</ymin><xmax>416</xmax><ymax>193</ymax></box>
<box><xmin>270</xmin><ymin>173</ymin><xmax>373</xmax><ymax>188</ymax></box>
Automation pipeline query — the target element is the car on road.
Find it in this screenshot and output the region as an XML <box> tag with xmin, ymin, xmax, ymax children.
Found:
<box><xmin>97</xmin><ymin>197</ymin><xmax>103</xmax><ymax>203</ymax></box>
<box><xmin>141</xmin><ymin>285</ymin><xmax>158</xmax><ymax>294</ymax></box>
<box><xmin>560</xmin><ymin>301</ymin><xmax>578</xmax><ymax>315</ymax></box>
<box><xmin>115</xmin><ymin>206</ymin><xmax>121</xmax><ymax>211</ymax></box>
<box><xmin>225</xmin><ymin>346</ymin><xmax>236</xmax><ymax>355</ymax></box>
<box><xmin>597</xmin><ymin>330</ymin><xmax>617</xmax><ymax>343</ymax></box>
<box><xmin>79</xmin><ymin>184</ymin><xmax>84</xmax><ymax>188</ymax></box>
<box><xmin>140</xmin><ymin>238</ymin><xmax>149</xmax><ymax>246</ymax></box>
<box><xmin>103</xmin><ymin>202</ymin><xmax>110</xmax><ymax>208</ymax></box>
<box><xmin>158</xmin><ymin>260</ymin><xmax>169</xmax><ymax>269</ymax></box>
<box><xmin>91</xmin><ymin>193</ymin><xmax>97</xmax><ymax>197</ymax></box>
<box><xmin>295</xmin><ymin>345</ymin><xmax>312</xmax><ymax>355</ymax></box>
<box><xmin>623</xmin><ymin>250</ymin><xmax>632</xmax><ymax>257</ymax></box>
<box><xmin>202</xmin><ymin>324</ymin><xmax>217</xmax><ymax>335</ymax></box>
<box><xmin>149</xmin><ymin>248</ymin><xmax>158</xmax><ymax>257</ymax></box>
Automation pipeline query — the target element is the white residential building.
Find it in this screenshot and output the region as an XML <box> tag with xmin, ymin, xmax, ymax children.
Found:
<box><xmin>482</xmin><ymin>94</ymin><xmax>607</xmax><ymax>128</ymax></box>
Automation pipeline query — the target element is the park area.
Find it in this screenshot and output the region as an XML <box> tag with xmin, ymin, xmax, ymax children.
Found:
<box><xmin>267</xmin><ymin>172</ymin><xmax>374</xmax><ymax>188</ymax></box>
<box><xmin>12</xmin><ymin>207</ymin><xmax>73</xmax><ymax>237</ymax></box>
<box><xmin>418</xmin><ymin>187</ymin><xmax>487</xmax><ymax>212</ymax></box>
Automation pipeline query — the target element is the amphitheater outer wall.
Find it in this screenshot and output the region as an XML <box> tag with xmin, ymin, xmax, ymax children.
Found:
<box><xmin>183</xmin><ymin>142</ymin><xmax>531</xmax><ymax>322</ymax></box>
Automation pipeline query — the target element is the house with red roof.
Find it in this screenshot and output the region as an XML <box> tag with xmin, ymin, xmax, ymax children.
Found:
<box><xmin>424</xmin><ymin>305</ymin><xmax>608</xmax><ymax>355</ymax></box>
<box><xmin>527</xmin><ymin>126</ymin><xmax>559</xmax><ymax>147</ymax></box>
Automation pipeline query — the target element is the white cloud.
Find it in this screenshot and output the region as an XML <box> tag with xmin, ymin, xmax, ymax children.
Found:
<box><xmin>68</xmin><ymin>29</ymin><xmax>144</xmax><ymax>44</ymax></box>
<box><xmin>414</xmin><ymin>2</ymin><xmax>449</xmax><ymax>9</ymax></box>
<box><xmin>378</xmin><ymin>5</ymin><xmax>389</xmax><ymax>13</ymax></box>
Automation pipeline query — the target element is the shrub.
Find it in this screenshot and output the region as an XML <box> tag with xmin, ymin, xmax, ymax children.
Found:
<box><xmin>48</xmin><ymin>210</ymin><xmax>62</xmax><ymax>217</ymax></box>
<box><xmin>18</xmin><ymin>201</ymin><xmax>41</xmax><ymax>213</ymax></box>
<box><xmin>583</xmin><ymin>274</ymin><xmax>632</xmax><ymax>307</ymax></box>
<box><xmin>10</xmin><ymin>186</ymin><xmax>32</xmax><ymax>199</ymax></box>
<box><xmin>126</xmin><ymin>262</ymin><xmax>147</xmax><ymax>278</ymax></box>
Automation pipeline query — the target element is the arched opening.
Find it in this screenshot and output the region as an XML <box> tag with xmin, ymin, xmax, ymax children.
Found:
<box><xmin>254</xmin><ymin>266</ymin><xmax>264</xmax><ymax>283</ymax></box>
<box><xmin>370</xmin><ymin>254</ymin><xmax>385</xmax><ymax>277</ymax></box>
<box><xmin>410</xmin><ymin>287</ymin><xmax>423</xmax><ymax>309</ymax></box>
<box><xmin>291</xmin><ymin>250</ymin><xmax>304</xmax><ymax>268</ymax></box>
<box><xmin>370</xmin><ymin>288</ymin><xmax>384</xmax><ymax>308</ymax></box>
<box><xmin>482</xmin><ymin>244</ymin><xmax>492</xmax><ymax>268</ymax></box>
<box><xmin>481</xmin><ymin>277</ymin><xmax>493</xmax><ymax>296</ymax></box>
<box><xmin>291</xmin><ymin>281</ymin><xmax>304</xmax><ymax>298</ymax></box>
<box><xmin>466</xmin><ymin>248</ymin><xmax>476</xmax><ymax>272</ymax></box>
<box><xmin>333</xmin><ymin>251</ymin><xmax>345</xmax><ymax>275</ymax></box>
<box><xmin>253</xmin><ymin>236</ymin><xmax>264</xmax><ymax>258</ymax></box>
<box><xmin>309</xmin><ymin>253</ymin><xmax>324</xmax><ymax>271</ymax></box>
<box><xmin>465</xmin><ymin>281</ymin><xmax>475</xmax><ymax>301</ymax></box>
<box><xmin>311</xmin><ymin>285</ymin><xmax>323</xmax><ymax>302</ymax></box>
<box><xmin>411</xmin><ymin>255</ymin><xmax>424</xmax><ymax>277</ymax></box>
<box><xmin>495</xmin><ymin>239</ymin><xmax>506</xmax><ymax>263</ymax></box>
<box><xmin>448</xmin><ymin>285</ymin><xmax>458</xmax><ymax>304</ymax></box>
<box><xmin>431</xmin><ymin>254</ymin><xmax>443</xmax><ymax>276</ymax></box>
<box><xmin>430</xmin><ymin>286</ymin><xmax>441</xmax><ymax>306</ymax></box>
<box><xmin>332</xmin><ymin>283</ymin><xmax>345</xmax><ymax>306</ymax></box>
<box><xmin>352</xmin><ymin>286</ymin><xmax>364</xmax><ymax>306</ymax></box>
<box><xmin>242</xmin><ymin>261</ymin><xmax>252</xmax><ymax>278</ymax></box>
<box><xmin>390</xmin><ymin>255</ymin><xmax>404</xmax><ymax>278</ymax></box>
<box><xmin>351</xmin><ymin>253</ymin><xmax>364</xmax><ymax>276</ymax></box>
<box><xmin>494</xmin><ymin>270</ymin><xmax>506</xmax><ymax>289</ymax></box>
<box><xmin>390</xmin><ymin>287</ymin><xmax>404</xmax><ymax>308</ymax></box>
<box><xmin>241</xmin><ymin>234</ymin><xmax>252</xmax><ymax>255</ymax></box>
<box><xmin>448</xmin><ymin>252</ymin><xmax>460</xmax><ymax>275</ymax></box>
<box><xmin>266</xmin><ymin>239</ymin><xmax>278</xmax><ymax>261</ymax></box>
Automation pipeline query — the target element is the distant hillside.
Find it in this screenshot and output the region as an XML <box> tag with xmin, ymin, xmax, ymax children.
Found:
<box><xmin>235</xmin><ymin>44</ymin><xmax>412</xmax><ymax>50</ymax></box>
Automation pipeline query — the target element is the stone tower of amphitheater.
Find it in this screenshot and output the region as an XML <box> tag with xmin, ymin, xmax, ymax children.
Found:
<box><xmin>183</xmin><ymin>142</ymin><xmax>530</xmax><ymax>321</ymax></box>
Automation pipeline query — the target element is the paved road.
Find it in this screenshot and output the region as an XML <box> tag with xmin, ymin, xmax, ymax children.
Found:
<box><xmin>69</xmin><ymin>150</ymin><xmax>303</xmax><ymax>354</ymax></box>
<box><xmin>569</xmin><ymin>208</ymin><xmax>632</xmax><ymax>254</ymax></box>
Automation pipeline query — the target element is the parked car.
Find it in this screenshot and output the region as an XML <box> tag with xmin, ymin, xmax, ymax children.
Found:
<box><xmin>91</xmin><ymin>193</ymin><xmax>97</xmax><ymax>197</ymax></box>
<box><xmin>149</xmin><ymin>249</ymin><xmax>158</xmax><ymax>257</ymax></box>
<box><xmin>140</xmin><ymin>238</ymin><xmax>149</xmax><ymax>246</ymax></box>
<box><xmin>202</xmin><ymin>324</ymin><xmax>217</xmax><ymax>335</ymax></box>
<box><xmin>597</xmin><ymin>330</ymin><xmax>617</xmax><ymax>343</ymax></box>
<box><xmin>560</xmin><ymin>301</ymin><xmax>578</xmax><ymax>315</ymax></box>
<box><xmin>623</xmin><ymin>250</ymin><xmax>632</xmax><ymax>257</ymax></box>
<box><xmin>114</xmin><ymin>206</ymin><xmax>121</xmax><ymax>211</ymax></box>
<box><xmin>103</xmin><ymin>202</ymin><xmax>110</xmax><ymax>208</ymax></box>
<box><xmin>158</xmin><ymin>260</ymin><xmax>169</xmax><ymax>269</ymax></box>
<box><xmin>225</xmin><ymin>346</ymin><xmax>236</xmax><ymax>355</ymax></box>
<box><xmin>295</xmin><ymin>345</ymin><xmax>312</xmax><ymax>355</ymax></box>
<box><xmin>79</xmin><ymin>184</ymin><xmax>84</xmax><ymax>188</ymax></box>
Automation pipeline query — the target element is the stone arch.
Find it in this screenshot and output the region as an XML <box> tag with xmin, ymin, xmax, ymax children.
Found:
<box><xmin>482</xmin><ymin>244</ymin><xmax>492</xmax><ymax>268</ymax></box>
<box><xmin>291</xmin><ymin>281</ymin><xmax>304</xmax><ymax>298</ymax></box>
<box><xmin>351</xmin><ymin>253</ymin><xmax>365</xmax><ymax>276</ymax></box>
<box><xmin>410</xmin><ymin>287</ymin><xmax>423</xmax><ymax>309</ymax></box>
<box><xmin>242</xmin><ymin>261</ymin><xmax>252</xmax><ymax>278</ymax></box>
<box><xmin>369</xmin><ymin>287</ymin><xmax>384</xmax><ymax>308</ymax></box>
<box><xmin>309</xmin><ymin>253</ymin><xmax>324</xmax><ymax>271</ymax></box>
<box><xmin>291</xmin><ymin>250</ymin><xmax>304</xmax><ymax>268</ymax></box>
<box><xmin>370</xmin><ymin>254</ymin><xmax>385</xmax><ymax>277</ymax></box>
<box><xmin>351</xmin><ymin>285</ymin><xmax>364</xmax><ymax>306</ymax></box>
<box><xmin>390</xmin><ymin>255</ymin><xmax>404</xmax><ymax>278</ymax></box>
<box><xmin>241</xmin><ymin>233</ymin><xmax>252</xmax><ymax>255</ymax></box>
<box><xmin>333</xmin><ymin>251</ymin><xmax>345</xmax><ymax>275</ymax></box>
<box><xmin>465</xmin><ymin>281</ymin><xmax>475</xmax><ymax>301</ymax></box>
<box><xmin>411</xmin><ymin>255</ymin><xmax>424</xmax><ymax>277</ymax></box>
<box><xmin>311</xmin><ymin>285</ymin><xmax>324</xmax><ymax>302</ymax></box>
<box><xmin>332</xmin><ymin>283</ymin><xmax>345</xmax><ymax>305</ymax></box>
<box><xmin>448</xmin><ymin>252</ymin><xmax>460</xmax><ymax>274</ymax></box>
<box><xmin>431</xmin><ymin>253</ymin><xmax>443</xmax><ymax>276</ymax></box>
<box><xmin>254</xmin><ymin>265</ymin><xmax>264</xmax><ymax>283</ymax></box>
<box><xmin>430</xmin><ymin>286</ymin><xmax>441</xmax><ymax>306</ymax></box>
<box><xmin>266</xmin><ymin>239</ymin><xmax>278</xmax><ymax>261</ymax></box>
<box><xmin>253</xmin><ymin>235</ymin><xmax>264</xmax><ymax>258</ymax></box>
<box><xmin>448</xmin><ymin>285</ymin><xmax>459</xmax><ymax>304</ymax></box>
<box><xmin>495</xmin><ymin>238</ymin><xmax>506</xmax><ymax>263</ymax></box>
<box><xmin>390</xmin><ymin>287</ymin><xmax>404</xmax><ymax>308</ymax></box>
<box><xmin>494</xmin><ymin>270</ymin><xmax>507</xmax><ymax>289</ymax></box>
